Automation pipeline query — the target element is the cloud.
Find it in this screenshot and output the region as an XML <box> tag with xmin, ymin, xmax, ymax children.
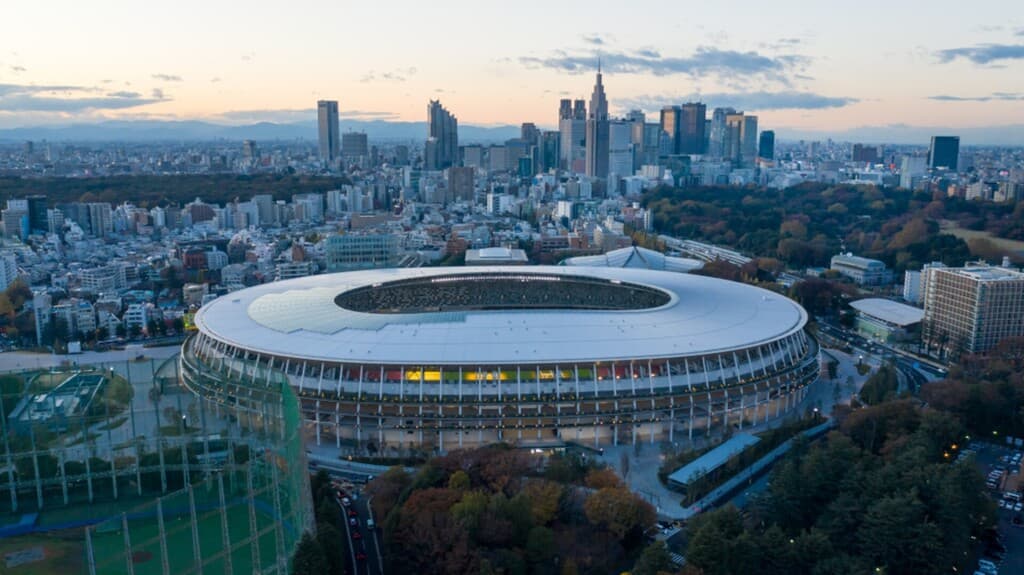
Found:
<box><xmin>361</xmin><ymin>67</ymin><xmax>417</xmax><ymax>83</ymax></box>
<box><xmin>935</xmin><ymin>44</ymin><xmax>1024</xmax><ymax>64</ymax></box>
<box><xmin>210</xmin><ymin>108</ymin><xmax>401</xmax><ymax>124</ymax></box>
<box><xmin>10</xmin><ymin>65</ymin><xmax>26</xmax><ymax>73</ymax></box>
<box><xmin>151</xmin><ymin>88</ymin><xmax>166</xmax><ymax>99</ymax></box>
<box><xmin>620</xmin><ymin>91</ymin><xmax>858</xmax><ymax>112</ymax></box>
<box><xmin>151</xmin><ymin>73</ymin><xmax>183</xmax><ymax>82</ymax></box>
<box><xmin>0</xmin><ymin>83</ymin><xmax>166</xmax><ymax>112</ymax></box>
<box><xmin>928</xmin><ymin>93</ymin><xmax>1024</xmax><ymax>102</ymax></box>
<box><xmin>582</xmin><ymin>35</ymin><xmax>606</xmax><ymax>46</ymax></box>
<box><xmin>210</xmin><ymin>77</ymin><xmax>222</xmax><ymax>83</ymax></box>
<box><xmin>520</xmin><ymin>46</ymin><xmax>809</xmax><ymax>82</ymax></box>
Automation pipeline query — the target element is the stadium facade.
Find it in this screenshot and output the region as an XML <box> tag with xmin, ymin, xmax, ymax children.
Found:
<box><xmin>182</xmin><ymin>267</ymin><xmax>819</xmax><ymax>450</ymax></box>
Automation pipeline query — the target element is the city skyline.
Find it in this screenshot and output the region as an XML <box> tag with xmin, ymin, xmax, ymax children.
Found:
<box><xmin>1</xmin><ymin>0</ymin><xmax>1023</xmax><ymax>143</ymax></box>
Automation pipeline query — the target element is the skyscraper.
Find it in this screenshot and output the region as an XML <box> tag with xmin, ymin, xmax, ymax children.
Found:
<box><xmin>317</xmin><ymin>100</ymin><xmax>340</xmax><ymax>164</ymax></box>
<box><xmin>928</xmin><ymin>136</ymin><xmax>960</xmax><ymax>171</ymax></box>
<box><xmin>708</xmin><ymin>107</ymin><xmax>736</xmax><ymax>159</ymax></box>
<box><xmin>758</xmin><ymin>130</ymin><xmax>775</xmax><ymax>160</ymax></box>
<box><xmin>559</xmin><ymin>99</ymin><xmax>573</xmax><ymax>121</ymax></box>
<box><xmin>724</xmin><ymin>112</ymin><xmax>758</xmax><ymax>168</ymax></box>
<box><xmin>26</xmin><ymin>195</ymin><xmax>48</xmax><ymax>234</ymax></box>
<box><xmin>659</xmin><ymin>106</ymin><xmax>681</xmax><ymax>156</ymax></box>
<box><xmin>560</xmin><ymin>100</ymin><xmax>587</xmax><ymax>172</ymax></box>
<box><xmin>427</xmin><ymin>100</ymin><xmax>458</xmax><ymax>170</ymax></box>
<box><xmin>679</xmin><ymin>102</ymin><xmax>707</xmax><ymax>155</ymax></box>
<box><xmin>608</xmin><ymin>121</ymin><xmax>634</xmax><ymax>179</ymax></box>
<box><xmin>585</xmin><ymin>63</ymin><xmax>609</xmax><ymax>178</ymax></box>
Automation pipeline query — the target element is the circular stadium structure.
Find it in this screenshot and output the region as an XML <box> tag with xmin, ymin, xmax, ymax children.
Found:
<box><xmin>181</xmin><ymin>267</ymin><xmax>819</xmax><ymax>450</ymax></box>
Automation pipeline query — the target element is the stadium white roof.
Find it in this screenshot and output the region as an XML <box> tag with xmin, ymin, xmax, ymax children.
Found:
<box><xmin>562</xmin><ymin>246</ymin><xmax>703</xmax><ymax>273</ymax></box>
<box><xmin>849</xmin><ymin>298</ymin><xmax>925</xmax><ymax>327</ymax></box>
<box><xmin>195</xmin><ymin>266</ymin><xmax>807</xmax><ymax>365</ymax></box>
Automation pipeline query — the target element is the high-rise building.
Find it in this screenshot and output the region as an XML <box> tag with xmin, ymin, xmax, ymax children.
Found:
<box><xmin>317</xmin><ymin>100</ymin><xmax>340</xmax><ymax>164</ymax></box>
<box><xmin>928</xmin><ymin>136</ymin><xmax>960</xmax><ymax>171</ymax></box>
<box><xmin>573</xmin><ymin>99</ymin><xmax>586</xmax><ymax>120</ymax></box>
<box><xmin>584</xmin><ymin>63</ymin><xmax>610</xmax><ymax>179</ymax></box>
<box><xmin>27</xmin><ymin>195</ymin><xmax>47</xmax><ymax>234</ymax></box>
<box><xmin>559</xmin><ymin>101</ymin><xmax>586</xmax><ymax>172</ymax></box>
<box><xmin>448</xmin><ymin>167</ymin><xmax>475</xmax><ymax>202</ymax></box>
<box><xmin>724</xmin><ymin>113</ymin><xmax>758</xmax><ymax>168</ymax></box>
<box><xmin>559</xmin><ymin>99</ymin><xmax>573</xmax><ymax>121</ymax></box>
<box><xmin>342</xmin><ymin>131</ymin><xmax>369</xmax><ymax>159</ymax></box>
<box><xmin>608</xmin><ymin>120</ymin><xmax>634</xmax><ymax>179</ymax></box>
<box><xmin>852</xmin><ymin>144</ymin><xmax>880</xmax><ymax>164</ymax></box>
<box><xmin>242</xmin><ymin>140</ymin><xmax>258</xmax><ymax>165</ymax></box>
<box><xmin>539</xmin><ymin>131</ymin><xmax>561</xmax><ymax>173</ymax></box>
<box><xmin>708</xmin><ymin>107</ymin><xmax>736</xmax><ymax>159</ymax></box>
<box><xmin>900</xmin><ymin>156</ymin><xmax>928</xmax><ymax>189</ymax></box>
<box><xmin>679</xmin><ymin>102</ymin><xmax>707</xmax><ymax>155</ymax></box>
<box><xmin>659</xmin><ymin>106</ymin><xmax>681</xmax><ymax>156</ymax></box>
<box><xmin>427</xmin><ymin>100</ymin><xmax>458</xmax><ymax>171</ymax></box>
<box><xmin>922</xmin><ymin>263</ymin><xmax>1024</xmax><ymax>357</ymax></box>
<box><xmin>758</xmin><ymin>130</ymin><xmax>775</xmax><ymax>160</ymax></box>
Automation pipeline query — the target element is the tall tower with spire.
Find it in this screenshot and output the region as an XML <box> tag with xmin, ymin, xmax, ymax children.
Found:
<box><xmin>585</xmin><ymin>60</ymin><xmax>610</xmax><ymax>179</ymax></box>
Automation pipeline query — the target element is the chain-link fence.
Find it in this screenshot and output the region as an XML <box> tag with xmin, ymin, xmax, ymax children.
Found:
<box><xmin>0</xmin><ymin>347</ymin><xmax>313</xmax><ymax>574</ymax></box>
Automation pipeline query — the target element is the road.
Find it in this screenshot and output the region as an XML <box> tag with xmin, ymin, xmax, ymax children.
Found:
<box><xmin>331</xmin><ymin>476</ymin><xmax>384</xmax><ymax>575</ymax></box>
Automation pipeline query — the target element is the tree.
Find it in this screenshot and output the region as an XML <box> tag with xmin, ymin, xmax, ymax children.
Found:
<box><xmin>522</xmin><ymin>479</ymin><xmax>563</xmax><ymax>525</ymax></box>
<box><xmin>633</xmin><ymin>541</ymin><xmax>673</xmax><ymax>575</ymax></box>
<box><xmin>584</xmin><ymin>468</ymin><xmax>623</xmax><ymax>490</ymax></box>
<box><xmin>583</xmin><ymin>487</ymin><xmax>656</xmax><ymax>539</ymax></box>
<box><xmin>525</xmin><ymin>526</ymin><xmax>556</xmax><ymax>569</ymax></box>
<box><xmin>316</xmin><ymin>522</ymin><xmax>346</xmax><ymax>575</ymax></box>
<box><xmin>291</xmin><ymin>531</ymin><xmax>328</xmax><ymax>575</ymax></box>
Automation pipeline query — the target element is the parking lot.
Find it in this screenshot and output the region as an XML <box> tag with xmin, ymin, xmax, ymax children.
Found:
<box><xmin>968</xmin><ymin>441</ymin><xmax>1024</xmax><ymax>575</ymax></box>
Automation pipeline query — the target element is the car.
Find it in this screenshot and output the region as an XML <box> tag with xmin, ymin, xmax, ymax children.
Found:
<box><xmin>349</xmin><ymin>517</ymin><xmax>358</xmax><ymax>526</ymax></box>
<box><xmin>351</xmin><ymin>530</ymin><xmax>362</xmax><ymax>540</ymax></box>
<box><xmin>998</xmin><ymin>500</ymin><xmax>1007</xmax><ymax>509</ymax></box>
<box><xmin>1014</xmin><ymin>502</ymin><xmax>1021</xmax><ymax>512</ymax></box>
<box><xmin>356</xmin><ymin>551</ymin><xmax>367</xmax><ymax>561</ymax></box>
<box><xmin>341</xmin><ymin>497</ymin><xmax>351</xmax><ymax>507</ymax></box>
<box><xmin>366</xmin><ymin>518</ymin><xmax>375</xmax><ymax>529</ymax></box>
<box><xmin>348</xmin><ymin>508</ymin><xmax>358</xmax><ymax>517</ymax></box>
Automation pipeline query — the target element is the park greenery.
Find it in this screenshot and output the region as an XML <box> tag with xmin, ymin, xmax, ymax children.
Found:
<box><xmin>682</xmin><ymin>399</ymin><xmax>992</xmax><ymax>575</ymax></box>
<box><xmin>642</xmin><ymin>183</ymin><xmax>1024</xmax><ymax>271</ymax></box>
<box><xmin>921</xmin><ymin>336</ymin><xmax>1024</xmax><ymax>439</ymax></box>
<box><xmin>0</xmin><ymin>174</ymin><xmax>352</xmax><ymax>209</ymax></box>
<box><xmin>364</xmin><ymin>445</ymin><xmax>657</xmax><ymax>575</ymax></box>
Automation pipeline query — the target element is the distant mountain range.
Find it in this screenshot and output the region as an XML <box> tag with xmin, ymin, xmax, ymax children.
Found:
<box><xmin>0</xmin><ymin>119</ymin><xmax>1020</xmax><ymax>146</ymax></box>
<box><xmin>0</xmin><ymin>120</ymin><xmax>522</xmax><ymax>144</ymax></box>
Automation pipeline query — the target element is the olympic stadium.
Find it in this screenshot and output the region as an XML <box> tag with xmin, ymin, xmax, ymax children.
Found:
<box><xmin>181</xmin><ymin>266</ymin><xmax>820</xmax><ymax>451</ymax></box>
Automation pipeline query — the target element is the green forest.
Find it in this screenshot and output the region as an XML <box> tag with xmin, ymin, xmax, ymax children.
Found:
<box><xmin>642</xmin><ymin>183</ymin><xmax>1024</xmax><ymax>271</ymax></box>
<box><xmin>682</xmin><ymin>400</ymin><xmax>991</xmax><ymax>575</ymax></box>
<box><xmin>0</xmin><ymin>174</ymin><xmax>351</xmax><ymax>208</ymax></box>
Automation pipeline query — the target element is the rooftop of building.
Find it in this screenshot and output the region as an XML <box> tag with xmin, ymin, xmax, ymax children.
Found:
<box><xmin>195</xmin><ymin>266</ymin><xmax>809</xmax><ymax>365</ymax></box>
<box><xmin>850</xmin><ymin>298</ymin><xmax>925</xmax><ymax>327</ymax></box>
<box><xmin>561</xmin><ymin>245</ymin><xmax>703</xmax><ymax>273</ymax></box>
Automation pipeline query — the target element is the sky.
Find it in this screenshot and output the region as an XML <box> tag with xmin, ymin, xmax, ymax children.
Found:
<box><xmin>1</xmin><ymin>0</ymin><xmax>1023</xmax><ymax>136</ymax></box>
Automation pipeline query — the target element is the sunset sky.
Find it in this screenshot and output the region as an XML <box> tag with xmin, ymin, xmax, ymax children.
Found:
<box><xmin>1</xmin><ymin>0</ymin><xmax>1023</xmax><ymax>134</ymax></box>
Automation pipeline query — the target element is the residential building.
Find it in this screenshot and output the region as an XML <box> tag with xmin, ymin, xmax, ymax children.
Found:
<box><xmin>922</xmin><ymin>263</ymin><xmax>1024</xmax><ymax>356</ymax></box>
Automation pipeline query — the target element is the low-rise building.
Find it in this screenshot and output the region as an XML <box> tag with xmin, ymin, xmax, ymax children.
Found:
<box><xmin>830</xmin><ymin>253</ymin><xmax>892</xmax><ymax>286</ymax></box>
